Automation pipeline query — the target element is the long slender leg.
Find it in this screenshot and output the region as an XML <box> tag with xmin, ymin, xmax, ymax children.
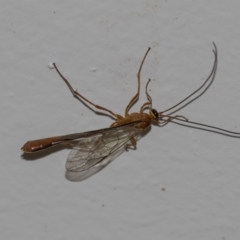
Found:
<box><xmin>158</xmin><ymin>115</ymin><xmax>188</xmax><ymax>126</ymax></box>
<box><xmin>53</xmin><ymin>63</ymin><xmax>123</xmax><ymax>119</ymax></box>
<box><xmin>125</xmin><ymin>48</ymin><xmax>151</xmax><ymax>116</ymax></box>
<box><xmin>140</xmin><ymin>78</ymin><xmax>152</xmax><ymax>113</ymax></box>
<box><xmin>124</xmin><ymin>131</ymin><xmax>137</xmax><ymax>150</ymax></box>
<box><xmin>140</xmin><ymin>102</ymin><xmax>151</xmax><ymax>113</ymax></box>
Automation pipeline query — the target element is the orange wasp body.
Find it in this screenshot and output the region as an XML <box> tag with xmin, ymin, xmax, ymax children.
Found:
<box><xmin>22</xmin><ymin>44</ymin><xmax>240</xmax><ymax>172</ymax></box>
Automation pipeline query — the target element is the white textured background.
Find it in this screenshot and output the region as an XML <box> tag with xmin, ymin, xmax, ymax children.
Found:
<box><xmin>1</xmin><ymin>1</ymin><xmax>240</xmax><ymax>239</ymax></box>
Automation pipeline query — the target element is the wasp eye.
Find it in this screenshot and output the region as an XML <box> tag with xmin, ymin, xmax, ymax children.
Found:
<box><xmin>151</xmin><ymin>109</ymin><xmax>159</xmax><ymax>119</ymax></box>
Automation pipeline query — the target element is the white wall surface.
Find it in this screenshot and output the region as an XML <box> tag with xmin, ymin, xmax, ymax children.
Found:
<box><xmin>1</xmin><ymin>1</ymin><xmax>240</xmax><ymax>239</ymax></box>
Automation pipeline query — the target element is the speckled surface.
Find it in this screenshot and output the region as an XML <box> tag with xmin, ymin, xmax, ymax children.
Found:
<box><xmin>1</xmin><ymin>1</ymin><xmax>240</xmax><ymax>239</ymax></box>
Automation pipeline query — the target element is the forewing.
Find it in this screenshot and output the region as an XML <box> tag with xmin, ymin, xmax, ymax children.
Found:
<box><xmin>65</xmin><ymin>125</ymin><xmax>142</xmax><ymax>172</ymax></box>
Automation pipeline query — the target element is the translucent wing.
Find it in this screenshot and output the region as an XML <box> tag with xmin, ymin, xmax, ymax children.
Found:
<box><xmin>65</xmin><ymin>124</ymin><xmax>142</xmax><ymax>172</ymax></box>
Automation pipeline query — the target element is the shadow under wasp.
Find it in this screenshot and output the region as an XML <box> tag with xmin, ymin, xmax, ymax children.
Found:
<box><xmin>22</xmin><ymin>43</ymin><xmax>240</xmax><ymax>172</ymax></box>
